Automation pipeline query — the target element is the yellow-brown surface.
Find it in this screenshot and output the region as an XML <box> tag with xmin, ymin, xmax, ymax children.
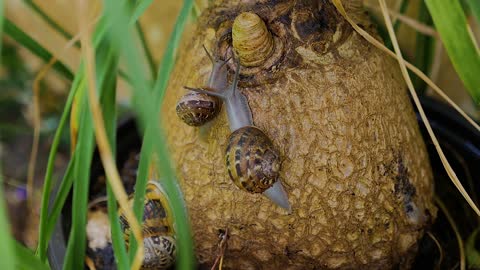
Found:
<box><xmin>162</xmin><ymin>0</ymin><xmax>436</xmax><ymax>268</ymax></box>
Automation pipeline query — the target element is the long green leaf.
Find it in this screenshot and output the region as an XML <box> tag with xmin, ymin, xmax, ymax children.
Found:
<box><xmin>63</xmin><ymin>76</ymin><xmax>94</xmax><ymax>270</ymax></box>
<box><xmin>413</xmin><ymin>0</ymin><xmax>435</xmax><ymax>93</ymax></box>
<box><xmin>62</xmin><ymin>12</ymin><xmax>136</xmax><ymax>268</ymax></box>
<box><xmin>96</xmin><ymin>35</ymin><xmax>129</xmax><ymax>270</ymax></box>
<box><xmin>128</xmin><ymin>130</ymin><xmax>153</xmax><ymax>263</ymax></box>
<box><xmin>14</xmin><ymin>242</ymin><xmax>50</xmax><ymax>270</ymax></box>
<box><xmin>0</xmin><ymin>3</ymin><xmax>17</xmax><ymax>269</ymax></box>
<box><xmin>37</xmin><ymin>75</ymin><xmax>81</xmax><ymax>262</ymax></box>
<box><xmin>45</xmin><ymin>154</ymin><xmax>75</xmax><ymax>242</ymax></box>
<box><xmin>136</xmin><ymin>21</ymin><xmax>156</xmax><ymax>79</ymax></box>
<box><xmin>466</xmin><ymin>228</ymin><xmax>480</xmax><ymax>268</ymax></box>
<box><xmin>0</xmin><ymin>156</ymin><xmax>16</xmax><ymax>270</ymax></box>
<box><xmin>425</xmin><ymin>0</ymin><xmax>480</xmax><ymax>104</ymax></box>
<box><xmin>3</xmin><ymin>19</ymin><xmax>74</xmax><ymax>80</ymax></box>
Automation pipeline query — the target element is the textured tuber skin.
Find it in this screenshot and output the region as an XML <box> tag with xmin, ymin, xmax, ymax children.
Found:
<box><xmin>161</xmin><ymin>0</ymin><xmax>436</xmax><ymax>269</ymax></box>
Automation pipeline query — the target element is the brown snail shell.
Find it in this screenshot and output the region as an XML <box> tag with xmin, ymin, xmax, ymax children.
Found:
<box><xmin>232</xmin><ymin>12</ymin><xmax>275</xmax><ymax>67</ymax></box>
<box><xmin>175</xmin><ymin>88</ymin><xmax>221</xmax><ymax>126</ymax></box>
<box><xmin>225</xmin><ymin>126</ymin><xmax>281</xmax><ymax>193</ymax></box>
<box><xmin>119</xmin><ymin>181</ymin><xmax>176</xmax><ymax>270</ymax></box>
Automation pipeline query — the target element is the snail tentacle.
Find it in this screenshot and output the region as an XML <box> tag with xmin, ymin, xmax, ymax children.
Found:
<box><xmin>202</xmin><ymin>44</ymin><xmax>214</xmax><ymax>63</ymax></box>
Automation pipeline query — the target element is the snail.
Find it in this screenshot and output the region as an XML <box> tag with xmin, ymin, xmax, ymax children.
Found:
<box><xmin>184</xmin><ymin>58</ymin><xmax>291</xmax><ymax>212</ymax></box>
<box><xmin>119</xmin><ymin>181</ymin><xmax>176</xmax><ymax>270</ymax></box>
<box><xmin>176</xmin><ymin>46</ymin><xmax>229</xmax><ymax>126</ymax></box>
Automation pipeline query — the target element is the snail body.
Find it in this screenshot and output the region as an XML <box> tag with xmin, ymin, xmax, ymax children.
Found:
<box><xmin>176</xmin><ymin>47</ymin><xmax>229</xmax><ymax>126</ymax></box>
<box><xmin>185</xmin><ymin>59</ymin><xmax>290</xmax><ymax>211</ymax></box>
<box><xmin>119</xmin><ymin>181</ymin><xmax>176</xmax><ymax>270</ymax></box>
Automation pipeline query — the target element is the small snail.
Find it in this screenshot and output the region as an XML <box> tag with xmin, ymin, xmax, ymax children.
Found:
<box><xmin>176</xmin><ymin>46</ymin><xmax>229</xmax><ymax>126</ymax></box>
<box><xmin>119</xmin><ymin>181</ymin><xmax>176</xmax><ymax>269</ymax></box>
<box><xmin>232</xmin><ymin>12</ymin><xmax>275</xmax><ymax>67</ymax></box>
<box><xmin>184</xmin><ymin>59</ymin><xmax>291</xmax><ymax>212</ymax></box>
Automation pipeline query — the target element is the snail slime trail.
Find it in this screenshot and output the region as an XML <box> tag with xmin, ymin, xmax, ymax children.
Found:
<box><xmin>164</xmin><ymin>0</ymin><xmax>435</xmax><ymax>269</ymax></box>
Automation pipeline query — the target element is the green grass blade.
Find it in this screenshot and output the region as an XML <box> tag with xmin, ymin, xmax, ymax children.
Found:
<box><xmin>0</xmin><ymin>156</ymin><xmax>17</xmax><ymax>270</ymax></box>
<box><xmin>465</xmin><ymin>0</ymin><xmax>480</xmax><ymax>24</ymax></box>
<box><xmin>3</xmin><ymin>19</ymin><xmax>74</xmax><ymax>80</ymax></box>
<box><xmin>0</xmin><ymin>193</ymin><xmax>16</xmax><ymax>270</ymax></box>
<box><xmin>128</xmin><ymin>130</ymin><xmax>153</xmax><ymax>263</ymax></box>
<box><xmin>466</xmin><ymin>228</ymin><xmax>480</xmax><ymax>268</ymax></box>
<box><xmin>14</xmin><ymin>242</ymin><xmax>50</xmax><ymax>270</ymax></box>
<box><xmin>136</xmin><ymin>21</ymin><xmax>156</xmax><ymax>79</ymax></box>
<box><xmin>96</xmin><ymin>36</ymin><xmax>129</xmax><ymax>270</ymax></box>
<box><xmin>394</xmin><ymin>0</ymin><xmax>409</xmax><ymax>31</ymax></box>
<box><xmin>425</xmin><ymin>0</ymin><xmax>480</xmax><ymax>104</ymax></box>
<box><xmin>63</xmin><ymin>79</ymin><xmax>94</xmax><ymax>270</ymax></box>
<box><xmin>37</xmin><ymin>75</ymin><xmax>81</xmax><ymax>262</ymax></box>
<box><xmin>45</xmin><ymin>154</ymin><xmax>75</xmax><ymax>241</ymax></box>
<box><xmin>63</xmin><ymin>14</ymin><xmax>133</xmax><ymax>269</ymax></box>
<box><xmin>0</xmin><ymin>2</ymin><xmax>16</xmax><ymax>269</ymax></box>
<box><xmin>102</xmin><ymin>1</ymin><xmax>195</xmax><ymax>269</ymax></box>
<box><xmin>130</xmin><ymin>0</ymin><xmax>154</xmax><ymax>24</ymax></box>
<box><xmin>413</xmin><ymin>1</ymin><xmax>435</xmax><ymax>93</ymax></box>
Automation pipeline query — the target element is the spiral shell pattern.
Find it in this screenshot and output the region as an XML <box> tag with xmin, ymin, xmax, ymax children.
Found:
<box><xmin>119</xmin><ymin>181</ymin><xmax>176</xmax><ymax>270</ymax></box>
<box><xmin>176</xmin><ymin>88</ymin><xmax>221</xmax><ymax>126</ymax></box>
<box><xmin>225</xmin><ymin>126</ymin><xmax>281</xmax><ymax>193</ymax></box>
<box><xmin>232</xmin><ymin>12</ymin><xmax>275</xmax><ymax>67</ymax></box>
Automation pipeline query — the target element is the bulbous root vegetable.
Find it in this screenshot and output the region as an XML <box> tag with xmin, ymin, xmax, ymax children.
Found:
<box><xmin>161</xmin><ymin>0</ymin><xmax>436</xmax><ymax>269</ymax></box>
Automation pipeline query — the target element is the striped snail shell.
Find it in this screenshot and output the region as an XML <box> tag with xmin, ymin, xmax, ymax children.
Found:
<box><xmin>225</xmin><ymin>126</ymin><xmax>280</xmax><ymax>193</ymax></box>
<box><xmin>119</xmin><ymin>181</ymin><xmax>176</xmax><ymax>270</ymax></box>
<box><xmin>176</xmin><ymin>89</ymin><xmax>221</xmax><ymax>126</ymax></box>
<box><xmin>232</xmin><ymin>12</ymin><xmax>275</xmax><ymax>67</ymax></box>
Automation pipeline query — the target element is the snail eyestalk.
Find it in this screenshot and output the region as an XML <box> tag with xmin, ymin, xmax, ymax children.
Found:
<box><xmin>232</xmin><ymin>12</ymin><xmax>275</xmax><ymax>67</ymax></box>
<box><xmin>202</xmin><ymin>44</ymin><xmax>214</xmax><ymax>63</ymax></box>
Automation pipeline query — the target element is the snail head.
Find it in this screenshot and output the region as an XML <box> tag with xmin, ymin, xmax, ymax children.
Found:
<box><xmin>261</xmin><ymin>149</ymin><xmax>281</xmax><ymax>180</ymax></box>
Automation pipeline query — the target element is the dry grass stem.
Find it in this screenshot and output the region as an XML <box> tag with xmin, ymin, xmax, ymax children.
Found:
<box><xmin>435</xmin><ymin>197</ymin><xmax>465</xmax><ymax>270</ymax></box>
<box><xmin>364</xmin><ymin>2</ymin><xmax>439</xmax><ymax>38</ymax></box>
<box><xmin>76</xmin><ymin>1</ymin><xmax>144</xmax><ymax>269</ymax></box>
<box><xmin>427</xmin><ymin>231</ymin><xmax>444</xmax><ymax>270</ymax></box>
<box><xmin>87</xmin><ymin>196</ymin><xmax>108</xmax><ymax>209</ymax></box>
<box><xmin>332</xmin><ymin>0</ymin><xmax>480</xmax><ymax>217</ymax></box>
<box><xmin>332</xmin><ymin>1</ymin><xmax>480</xmax><ymax>132</ymax></box>
<box><xmin>211</xmin><ymin>228</ymin><xmax>229</xmax><ymax>270</ymax></box>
